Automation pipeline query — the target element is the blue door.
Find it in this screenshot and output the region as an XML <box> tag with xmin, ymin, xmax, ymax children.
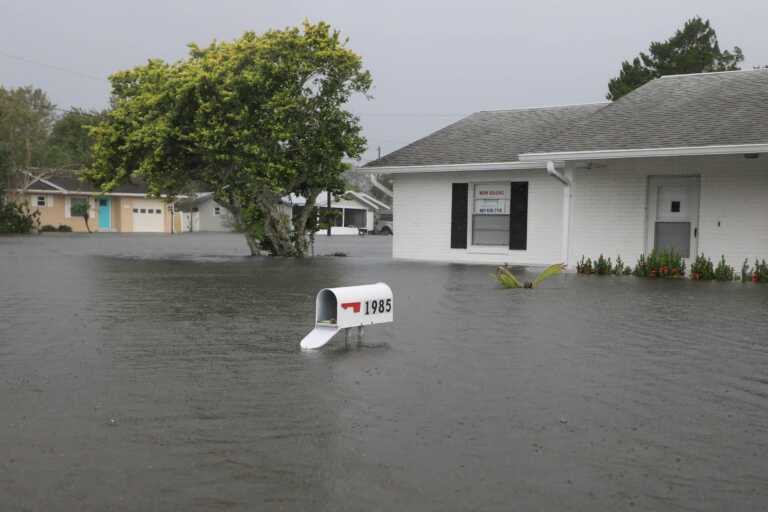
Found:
<box><xmin>98</xmin><ymin>198</ymin><xmax>111</xmax><ymax>230</ymax></box>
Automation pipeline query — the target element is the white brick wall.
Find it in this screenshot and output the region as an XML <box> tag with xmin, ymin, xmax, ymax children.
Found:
<box><xmin>392</xmin><ymin>154</ymin><xmax>768</xmax><ymax>269</ymax></box>
<box><xmin>568</xmin><ymin>154</ymin><xmax>768</xmax><ymax>269</ymax></box>
<box><xmin>393</xmin><ymin>170</ymin><xmax>564</xmax><ymax>265</ymax></box>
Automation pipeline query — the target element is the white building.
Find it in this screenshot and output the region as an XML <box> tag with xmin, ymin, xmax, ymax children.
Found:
<box><xmin>175</xmin><ymin>193</ymin><xmax>233</xmax><ymax>232</ymax></box>
<box><xmin>175</xmin><ymin>190</ymin><xmax>389</xmax><ymax>235</ymax></box>
<box><xmin>364</xmin><ymin>70</ymin><xmax>768</xmax><ymax>269</ymax></box>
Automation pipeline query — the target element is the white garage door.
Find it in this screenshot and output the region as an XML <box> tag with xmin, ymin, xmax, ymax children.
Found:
<box><xmin>132</xmin><ymin>199</ymin><xmax>165</xmax><ymax>232</ymax></box>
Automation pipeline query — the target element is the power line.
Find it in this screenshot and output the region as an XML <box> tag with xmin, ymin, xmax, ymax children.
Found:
<box><xmin>0</xmin><ymin>50</ymin><xmax>104</xmax><ymax>82</ymax></box>
<box><xmin>0</xmin><ymin>51</ymin><xmax>474</xmax><ymax>119</ymax></box>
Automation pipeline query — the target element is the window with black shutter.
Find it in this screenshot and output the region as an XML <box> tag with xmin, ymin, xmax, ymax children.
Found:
<box><xmin>508</xmin><ymin>182</ymin><xmax>528</xmax><ymax>250</ymax></box>
<box><xmin>450</xmin><ymin>183</ymin><xmax>468</xmax><ymax>248</ymax></box>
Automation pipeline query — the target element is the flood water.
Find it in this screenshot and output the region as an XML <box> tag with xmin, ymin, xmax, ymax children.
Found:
<box><xmin>1</xmin><ymin>233</ymin><xmax>767</xmax><ymax>511</ymax></box>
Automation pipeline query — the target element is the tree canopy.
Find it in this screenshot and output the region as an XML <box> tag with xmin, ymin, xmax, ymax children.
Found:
<box><xmin>0</xmin><ymin>86</ymin><xmax>57</xmax><ymax>170</ymax></box>
<box><xmin>86</xmin><ymin>21</ymin><xmax>372</xmax><ymax>256</ymax></box>
<box><xmin>48</xmin><ymin>108</ymin><xmax>107</xmax><ymax>168</ymax></box>
<box><xmin>0</xmin><ymin>86</ymin><xmax>104</xmax><ymax>181</ymax></box>
<box><xmin>607</xmin><ymin>17</ymin><xmax>744</xmax><ymax>100</ymax></box>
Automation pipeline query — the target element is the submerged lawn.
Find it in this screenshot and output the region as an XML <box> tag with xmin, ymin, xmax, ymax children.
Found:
<box><xmin>1</xmin><ymin>233</ymin><xmax>767</xmax><ymax>511</ymax></box>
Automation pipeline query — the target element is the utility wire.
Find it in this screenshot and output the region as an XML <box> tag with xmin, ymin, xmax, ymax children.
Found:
<box><xmin>1</xmin><ymin>51</ymin><xmax>472</xmax><ymax>119</ymax></box>
<box><xmin>0</xmin><ymin>49</ymin><xmax>104</xmax><ymax>82</ymax></box>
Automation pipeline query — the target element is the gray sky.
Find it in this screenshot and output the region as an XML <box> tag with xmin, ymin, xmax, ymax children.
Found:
<box><xmin>1</xmin><ymin>0</ymin><xmax>766</xmax><ymax>163</ymax></box>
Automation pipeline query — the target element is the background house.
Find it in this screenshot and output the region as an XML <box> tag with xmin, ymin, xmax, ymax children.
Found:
<box><xmin>287</xmin><ymin>190</ymin><xmax>390</xmax><ymax>235</ymax></box>
<box><xmin>17</xmin><ymin>172</ymin><xmax>173</xmax><ymax>233</ymax></box>
<box><xmin>173</xmin><ymin>193</ymin><xmax>233</xmax><ymax>232</ymax></box>
<box><xmin>174</xmin><ymin>190</ymin><xmax>390</xmax><ymax>235</ymax></box>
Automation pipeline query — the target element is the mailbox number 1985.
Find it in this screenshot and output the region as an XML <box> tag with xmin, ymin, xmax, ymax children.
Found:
<box><xmin>364</xmin><ymin>298</ymin><xmax>392</xmax><ymax>315</ymax></box>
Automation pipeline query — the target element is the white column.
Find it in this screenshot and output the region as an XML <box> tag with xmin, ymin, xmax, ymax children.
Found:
<box><xmin>562</xmin><ymin>168</ymin><xmax>574</xmax><ymax>266</ymax></box>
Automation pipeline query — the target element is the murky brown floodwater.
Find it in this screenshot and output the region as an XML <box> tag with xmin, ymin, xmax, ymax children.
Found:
<box><xmin>1</xmin><ymin>233</ymin><xmax>767</xmax><ymax>511</ymax></box>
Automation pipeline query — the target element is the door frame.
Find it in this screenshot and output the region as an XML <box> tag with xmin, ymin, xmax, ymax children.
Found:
<box><xmin>645</xmin><ymin>175</ymin><xmax>701</xmax><ymax>259</ymax></box>
<box><xmin>97</xmin><ymin>197</ymin><xmax>111</xmax><ymax>231</ymax></box>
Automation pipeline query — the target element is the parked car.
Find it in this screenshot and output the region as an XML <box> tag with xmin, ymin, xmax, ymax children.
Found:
<box><xmin>375</xmin><ymin>213</ymin><xmax>393</xmax><ymax>235</ymax></box>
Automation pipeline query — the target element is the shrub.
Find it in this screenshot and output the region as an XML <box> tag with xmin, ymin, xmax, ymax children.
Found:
<box><xmin>633</xmin><ymin>253</ymin><xmax>648</xmax><ymax>277</ymax></box>
<box><xmin>691</xmin><ymin>254</ymin><xmax>714</xmax><ymax>280</ymax></box>
<box><xmin>576</xmin><ymin>256</ymin><xmax>593</xmax><ymax>275</ymax></box>
<box><xmin>741</xmin><ymin>259</ymin><xmax>751</xmax><ymax>283</ymax></box>
<box><xmin>594</xmin><ymin>254</ymin><xmax>612</xmax><ymax>275</ymax></box>
<box><xmin>753</xmin><ymin>259</ymin><xmax>768</xmax><ymax>283</ymax></box>
<box><xmin>713</xmin><ymin>256</ymin><xmax>735</xmax><ymax>281</ymax></box>
<box><xmin>613</xmin><ymin>256</ymin><xmax>632</xmax><ymax>276</ymax></box>
<box><xmin>39</xmin><ymin>224</ymin><xmax>59</xmax><ymax>232</ymax></box>
<box><xmin>57</xmin><ymin>224</ymin><xmax>73</xmax><ymax>232</ymax></box>
<box><xmin>0</xmin><ymin>202</ymin><xmax>39</xmax><ymax>234</ymax></box>
<box><xmin>635</xmin><ymin>249</ymin><xmax>685</xmax><ymax>278</ymax></box>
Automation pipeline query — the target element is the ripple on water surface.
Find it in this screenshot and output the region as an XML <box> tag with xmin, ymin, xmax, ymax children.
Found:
<box><xmin>1</xmin><ymin>233</ymin><xmax>767</xmax><ymax>511</ymax></box>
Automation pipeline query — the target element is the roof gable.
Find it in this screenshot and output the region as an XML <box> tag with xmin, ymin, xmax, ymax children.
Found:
<box><xmin>26</xmin><ymin>180</ymin><xmax>60</xmax><ymax>191</ymax></box>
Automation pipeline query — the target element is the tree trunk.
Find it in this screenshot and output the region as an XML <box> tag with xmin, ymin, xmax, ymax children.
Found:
<box><xmin>244</xmin><ymin>231</ymin><xmax>262</xmax><ymax>255</ymax></box>
<box><xmin>218</xmin><ymin>190</ymin><xmax>320</xmax><ymax>258</ymax></box>
<box><xmin>258</xmin><ymin>198</ymin><xmax>296</xmax><ymax>256</ymax></box>
<box><xmin>290</xmin><ymin>189</ymin><xmax>320</xmax><ymax>256</ymax></box>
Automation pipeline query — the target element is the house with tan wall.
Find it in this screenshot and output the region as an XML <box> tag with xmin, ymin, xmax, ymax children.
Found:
<box><xmin>17</xmin><ymin>172</ymin><xmax>173</xmax><ymax>233</ymax></box>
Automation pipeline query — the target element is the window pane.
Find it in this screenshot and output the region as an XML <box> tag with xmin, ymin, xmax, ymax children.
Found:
<box><xmin>655</xmin><ymin>222</ymin><xmax>691</xmax><ymax>258</ymax></box>
<box><xmin>472</xmin><ymin>183</ymin><xmax>509</xmax><ymax>246</ymax></box>
<box><xmin>318</xmin><ymin>207</ymin><xmax>343</xmax><ymax>226</ymax></box>
<box><xmin>37</xmin><ymin>196</ymin><xmax>46</xmax><ymax>206</ymax></box>
<box><xmin>344</xmin><ymin>209</ymin><xmax>366</xmax><ymax>228</ymax></box>
<box><xmin>472</xmin><ymin>215</ymin><xmax>509</xmax><ymax>246</ymax></box>
<box><xmin>70</xmin><ymin>197</ymin><xmax>88</xmax><ymax>216</ymax></box>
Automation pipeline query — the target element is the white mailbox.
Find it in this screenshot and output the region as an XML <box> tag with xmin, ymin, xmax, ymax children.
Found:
<box><xmin>300</xmin><ymin>282</ymin><xmax>393</xmax><ymax>349</ymax></box>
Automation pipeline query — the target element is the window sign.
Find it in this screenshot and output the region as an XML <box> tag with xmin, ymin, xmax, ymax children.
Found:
<box><xmin>472</xmin><ymin>183</ymin><xmax>510</xmax><ymax>246</ymax></box>
<box><xmin>473</xmin><ymin>184</ymin><xmax>509</xmax><ymax>214</ymax></box>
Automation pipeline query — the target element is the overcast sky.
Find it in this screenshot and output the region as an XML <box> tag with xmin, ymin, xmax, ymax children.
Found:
<box><xmin>1</xmin><ymin>0</ymin><xmax>766</xmax><ymax>163</ymax></box>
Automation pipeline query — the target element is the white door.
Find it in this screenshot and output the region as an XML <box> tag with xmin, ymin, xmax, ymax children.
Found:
<box><xmin>647</xmin><ymin>176</ymin><xmax>700</xmax><ymax>258</ymax></box>
<box><xmin>132</xmin><ymin>199</ymin><xmax>165</xmax><ymax>232</ymax></box>
<box><xmin>180</xmin><ymin>211</ymin><xmax>199</xmax><ymax>232</ymax></box>
<box><xmin>192</xmin><ymin>211</ymin><xmax>200</xmax><ymax>232</ymax></box>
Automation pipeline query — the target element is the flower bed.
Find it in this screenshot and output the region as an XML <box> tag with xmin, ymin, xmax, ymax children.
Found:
<box><xmin>577</xmin><ymin>251</ymin><xmax>768</xmax><ymax>283</ymax></box>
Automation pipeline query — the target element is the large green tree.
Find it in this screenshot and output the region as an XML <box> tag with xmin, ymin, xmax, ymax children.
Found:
<box><xmin>607</xmin><ymin>17</ymin><xmax>744</xmax><ymax>100</ymax></box>
<box><xmin>48</xmin><ymin>108</ymin><xmax>107</xmax><ymax>168</ymax></box>
<box><xmin>0</xmin><ymin>86</ymin><xmax>57</xmax><ymax>170</ymax></box>
<box><xmin>86</xmin><ymin>21</ymin><xmax>372</xmax><ymax>256</ymax></box>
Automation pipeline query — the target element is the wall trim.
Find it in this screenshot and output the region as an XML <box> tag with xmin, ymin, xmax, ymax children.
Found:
<box><xmin>360</xmin><ymin>161</ymin><xmax>549</xmax><ymax>174</ymax></box>
<box><xmin>520</xmin><ymin>143</ymin><xmax>768</xmax><ymax>162</ymax></box>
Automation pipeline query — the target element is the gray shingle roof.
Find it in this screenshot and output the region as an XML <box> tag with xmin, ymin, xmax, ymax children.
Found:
<box><xmin>28</xmin><ymin>173</ymin><xmax>151</xmax><ymax>194</ymax></box>
<box><xmin>364</xmin><ymin>103</ymin><xmax>607</xmax><ymax>168</ymax></box>
<box><xmin>27</xmin><ymin>180</ymin><xmax>59</xmax><ymax>191</ymax></box>
<box><xmin>527</xmin><ymin>69</ymin><xmax>768</xmax><ymax>154</ymax></box>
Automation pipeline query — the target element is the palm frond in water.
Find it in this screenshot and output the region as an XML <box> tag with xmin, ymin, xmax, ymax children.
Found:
<box><xmin>495</xmin><ymin>263</ymin><xmax>566</xmax><ymax>289</ymax></box>
<box><xmin>494</xmin><ymin>265</ymin><xmax>524</xmax><ymax>288</ymax></box>
<box><xmin>531</xmin><ymin>263</ymin><xmax>566</xmax><ymax>288</ymax></box>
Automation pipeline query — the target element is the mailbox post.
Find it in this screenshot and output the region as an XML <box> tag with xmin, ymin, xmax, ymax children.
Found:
<box><xmin>300</xmin><ymin>283</ymin><xmax>393</xmax><ymax>349</ymax></box>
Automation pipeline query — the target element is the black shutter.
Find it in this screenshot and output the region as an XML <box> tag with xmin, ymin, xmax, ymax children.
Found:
<box><xmin>508</xmin><ymin>182</ymin><xmax>528</xmax><ymax>250</ymax></box>
<box><xmin>450</xmin><ymin>183</ymin><xmax>469</xmax><ymax>249</ymax></box>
